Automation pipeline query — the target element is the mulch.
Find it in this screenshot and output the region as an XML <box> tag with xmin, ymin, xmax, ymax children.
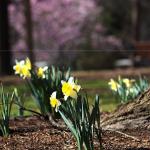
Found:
<box><xmin>0</xmin><ymin>116</ymin><xmax>150</xmax><ymax>150</ymax></box>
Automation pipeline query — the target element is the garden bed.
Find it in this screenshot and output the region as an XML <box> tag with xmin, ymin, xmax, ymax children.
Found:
<box><xmin>0</xmin><ymin>115</ymin><xmax>150</xmax><ymax>150</ymax></box>
<box><xmin>1</xmin><ymin>66</ymin><xmax>150</xmax><ymax>150</ymax></box>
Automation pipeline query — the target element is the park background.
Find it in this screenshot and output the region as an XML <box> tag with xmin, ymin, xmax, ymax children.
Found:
<box><xmin>1</xmin><ymin>0</ymin><xmax>150</xmax><ymax>114</ymax></box>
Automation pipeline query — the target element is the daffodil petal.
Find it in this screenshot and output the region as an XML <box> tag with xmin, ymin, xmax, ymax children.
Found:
<box><xmin>64</xmin><ymin>95</ymin><xmax>68</xmax><ymax>101</ymax></box>
<box><xmin>68</xmin><ymin>77</ymin><xmax>74</xmax><ymax>84</ymax></box>
<box><xmin>61</xmin><ymin>80</ymin><xmax>65</xmax><ymax>85</ymax></box>
<box><xmin>70</xmin><ymin>90</ymin><xmax>77</xmax><ymax>99</ymax></box>
<box><xmin>43</xmin><ymin>66</ymin><xmax>48</xmax><ymax>71</ymax></box>
<box><xmin>51</xmin><ymin>91</ymin><xmax>57</xmax><ymax>98</ymax></box>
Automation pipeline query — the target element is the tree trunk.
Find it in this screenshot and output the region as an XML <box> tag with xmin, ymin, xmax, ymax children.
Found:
<box><xmin>132</xmin><ymin>0</ymin><xmax>142</xmax><ymax>41</ymax></box>
<box><xmin>101</xmin><ymin>88</ymin><xmax>150</xmax><ymax>130</ymax></box>
<box><xmin>0</xmin><ymin>0</ymin><xmax>12</xmax><ymax>75</ymax></box>
<box><xmin>23</xmin><ymin>0</ymin><xmax>35</xmax><ymax>65</ymax></box>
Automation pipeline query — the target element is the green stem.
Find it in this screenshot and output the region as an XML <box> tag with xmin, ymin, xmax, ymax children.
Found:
<box><xmin>83</xmin><ymin>142</ymin><xmax>88</xmax><ymax>150</ymax></box>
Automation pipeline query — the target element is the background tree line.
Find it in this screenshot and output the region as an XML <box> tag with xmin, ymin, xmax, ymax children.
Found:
<box><xmin>1</xmin><ymin>0</ymin><xmax>150</xmax><ymax>74</ymax></box>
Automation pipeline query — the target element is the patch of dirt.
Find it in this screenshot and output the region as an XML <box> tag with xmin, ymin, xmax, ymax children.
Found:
<box><xmin>0</xmin><ymin>116</ymin><xmax>150</xmax><ymax>150</ymax></box>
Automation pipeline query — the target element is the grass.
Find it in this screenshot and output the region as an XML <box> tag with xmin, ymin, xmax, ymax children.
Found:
<box><xmin>0</xmin><ymin>84</ymin><xmax>39</xmax><ymax>117</ymax></box>
<box><xmin>79</xmin><ymin>79</ymin><xmax>108</xmax><ymax>89</ymax></box>
<box><xmin>80</xmin><ymin>79</ymin><xmax>118</xmax><ymax>112</ymax></box>
<box><xmin>0</xmin><ymin>79</ymin><xmax>119</xmax><ymax>117</ymax></box>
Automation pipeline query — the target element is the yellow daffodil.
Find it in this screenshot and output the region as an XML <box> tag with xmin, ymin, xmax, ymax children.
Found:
<box><xmin>108</xmin><ymin>79</ymin><xmax>120</xmax><ymax>91</ymax></box>
<box><xmin>123</xmin><ymin>78</ymin><xmax>135</xmax><ymax>88</ymax></box>
<box><xmin>61</xmin><ymin>77</ymin><xmax>81</xmax><ymax>100</ymax></box>
<box><xmin>62</xmin><ymin>82</ymin><xmax>77</xmax><ymax>100</ymax></box>
<box><xmin>13</xmin><ymin>58</ymin><xmax>31</xmax><ymax>79</ymax></box>
<box><xmin>13</xmin><ymin>60</ymin><xmax>24</xmax><ymax>75</ymax></box>
<box><xmin>50</xmin><ymin>91</ymin><xmax>61</xmax><ymax>112</ymax></box>
<box><xmin>21</xmin><ymin>65</ymin><xmax>31</xmax><ymax>79</ymax></box>
<box><xmin>37</xmin><ymin>66</ymin><xmax>48</xmax><ymax>79</ymax></box>
<box><xmin>25</xmin><ymin>57</ymin><xmax>31</xmax><ymax>70</ymax></box>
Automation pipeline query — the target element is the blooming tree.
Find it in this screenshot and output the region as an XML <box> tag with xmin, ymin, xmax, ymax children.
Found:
<box><xmin>9</xmin><ymin>0</ymin><xmax>122</xmax><ymax>64</ymax></box>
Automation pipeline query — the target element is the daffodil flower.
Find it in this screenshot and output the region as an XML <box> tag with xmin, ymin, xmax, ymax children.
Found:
<box><xmin>108</xmin><ymin>79</ymin><xmax>120</xmax><ymax>91</ymax></box>
<box><xmin>123</xmin><ymin>78</ymin><xmax>135</xmax><ymax>88</ymax></box>
<box><xmin>21</xmin><ymin>65</ymin><xmax>31</xmax><ymax>79</ymax></box>
<box><xmin>37</xmin><ymin>66</ymin><xmax>48</xmax><ymax>79</ymax></box>
<box><xmin>13</xmin><ymin>58</ymin><xmax>32</xmax><ymax>79</ymax></box>
<box><xmin>61</xmin><ymin>77</ymin><xmax>81</xmax><ymax>100</ymax></box>
<box><xmin>13</xmin><ymin>60</ymin><xmax>25</xmax><ymax>75</ymax></box>
<box><xmin>50</xmin><ymin>91</ymin><xmax>61</xmax><ymax>112</ymax></box>
<box><xmin>25</xmin><ymin>57</ymin><xmax>31</xmax><ymax>70</ymax></box>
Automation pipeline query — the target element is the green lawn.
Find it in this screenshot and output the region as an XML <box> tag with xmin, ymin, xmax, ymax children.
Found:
<box><xmin>79</xmin><ymin>79</ymin><xmax>119</xmax><ymax>112</ymax></box>
<box><xmin>1</xmin><ymin>84</ymin><xmax>39</xmax><ymax>117</ymax></box>
<box><xmin>79</xmin><ymin>79</ymin><xmax>108</xmax><ymax>89</ymax></box>
<box><xmin>1</xmin><ymin>79</ymin><xmax>119</xmax><ymax>117</ymax></box>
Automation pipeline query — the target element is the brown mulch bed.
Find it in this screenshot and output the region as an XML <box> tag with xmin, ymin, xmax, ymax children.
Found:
<box><xmin>0</xmin><ymin>116</ymin><xmax>150</xmax><ymax>150</ymax></box>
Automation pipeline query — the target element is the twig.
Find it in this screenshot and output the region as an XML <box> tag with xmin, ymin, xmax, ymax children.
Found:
<box><xmin>20</xmin><ymin>107</ymin><xmax>42</xmax><ymax>117</ymax></box>
<box><xmin>14</xmin><ymin>102</ymin><xmax>43</xmax><ymax>117</ymax></box>
<box><xmin>103</xmin><ymin>128</ymin><xmax>140</xmax><ymax>141</ymax></box>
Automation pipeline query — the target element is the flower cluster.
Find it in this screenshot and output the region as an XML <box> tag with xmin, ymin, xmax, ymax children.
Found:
<box><xmin>49</xmin><ymin>77</ymin><xmax>101</xmax><ymax>150</ymax></box>
<box><xmin>108</xmin><ymin>77</ymin><xmax>135</xmax><ymax>92</ymax></box>
<box><xmin>50</xmin><ymin>77</ymin><xmax>81</xmax><ymax>112</ymax></box>
<box><xmin>108</xmin><ymin>76</ymin><xmax>149</xmax><ymax>103</ymax></box>
<box><xmin>13</xmin><ymin>58</ymin><xmax>48</xmax><ymax>79</ymax></box>
<box><xmin>13</xmin><ymin>58</ymin><xmax>31</xmax><ymax>79</ymax></box>
<box><xmin>13</xmin><ymin>57</ymin><xmax>101</xmax><ymax>149</ymax></box>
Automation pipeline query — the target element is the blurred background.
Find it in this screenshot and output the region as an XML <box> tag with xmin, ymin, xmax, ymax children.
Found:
<box><xmin>1</xmin><ymin>0</ymin><xmax>150</xmax><ymax>74</ymax></box>
<box><xmin>1</xmin><ymin>0</ymin><xmax>150</xmax><ymax>114</ymax></box>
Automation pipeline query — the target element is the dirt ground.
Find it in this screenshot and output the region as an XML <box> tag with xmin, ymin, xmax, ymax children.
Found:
<box><xmin>0</xmin><ymin>116</ymin><xmax>150</xmax><ymax>150</ymax></box>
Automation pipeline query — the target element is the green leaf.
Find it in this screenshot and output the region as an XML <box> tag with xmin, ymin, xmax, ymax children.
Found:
<box><xmin>59</xmin><ymin>111</ymin><xmax>81</xmax><ymax>150</ymax></box>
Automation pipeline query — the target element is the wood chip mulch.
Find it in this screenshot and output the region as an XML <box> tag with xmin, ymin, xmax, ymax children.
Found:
<box><xmin>0</xmin><ymin>116</ymin><xmax>150</xmax><ymax>150</ymax></box>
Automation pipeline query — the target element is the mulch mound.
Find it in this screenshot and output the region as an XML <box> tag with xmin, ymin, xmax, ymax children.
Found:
<box><xmin>0</xmin><ymin>116</ymin><xmax>150</xmax><ymax>150</ymax></box>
